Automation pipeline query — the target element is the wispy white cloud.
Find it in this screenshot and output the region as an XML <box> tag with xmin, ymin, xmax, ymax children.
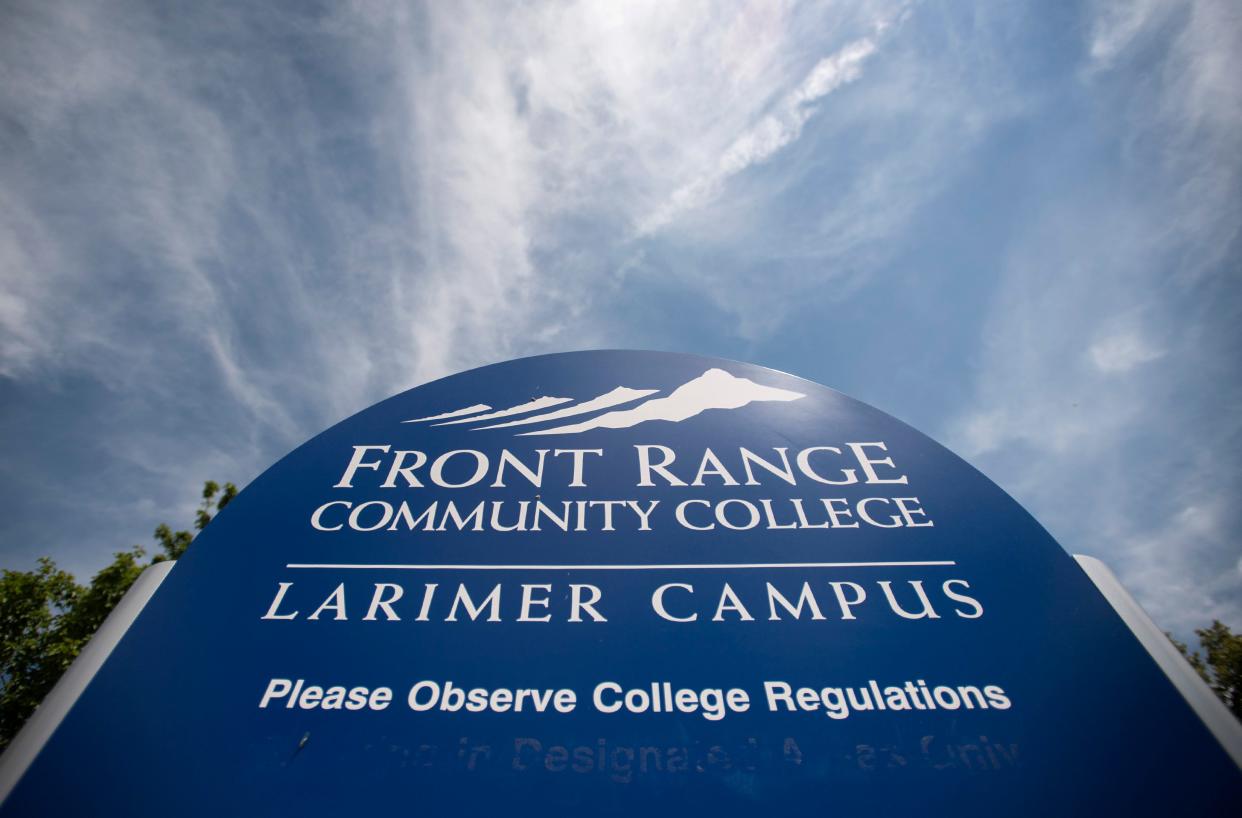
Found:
<box><xmin>1124</xmin><ymin>495</ymin><xmax>1241</xmax><ymax>634</ymax></box>
<box><xmin>0</xmin><ymin>0</ymin><xmax>1036</xmax><ymax>576</ymax></box>
<box><xmin>1087</xmin><ymin>0</ymin><xmax>1168</xmax><ymax>67</ymax></box>
<box><xmin>1088</xmin><ymin>329</ymin><xmax>1165</xmax><ymax>373</ymax></box>
<box><xmin>640</xmin><ymin>36</ymin><xmax>882</xmax><ymax>233</ymax></box>
<box><xmin>0</xmin><ymin>192</ymin><xmax>57</xmax><ymax>378</ymax></box>
<box><xmin>0</xmin><ymin>0</ymin><xmax>929</xmax><ymax>400</ymax></box>
<box><xmin>948</xmin><ymin>0</ymin><xmax>1242</xmax><ymax>637</ymax></box>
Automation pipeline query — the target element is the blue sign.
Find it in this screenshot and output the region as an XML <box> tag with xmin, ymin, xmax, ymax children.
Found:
<box><xmin>3</xmin><ymin>350</ymin><xmax>1238</xmax><ymax>814</ymax></box>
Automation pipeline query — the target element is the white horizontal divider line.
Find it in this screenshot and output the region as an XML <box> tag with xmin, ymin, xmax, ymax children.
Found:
<box><xmin>285</xmin><ymin>561</ymin><xmax>956</xmax><ymax>570</ymax></box>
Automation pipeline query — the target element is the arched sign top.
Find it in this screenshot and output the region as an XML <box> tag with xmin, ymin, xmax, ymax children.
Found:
<box><xmin>206</xmin><ymin>349</ymin><xmax>1047</xmax><ymax>573</ymax></box>
<box><xmin>3</xmin><ymin>350</ymin><xmax>1238</xmax><ymax>815</ymax></box>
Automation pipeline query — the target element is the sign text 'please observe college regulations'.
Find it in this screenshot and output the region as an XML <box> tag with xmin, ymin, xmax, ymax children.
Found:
<box><xmin>2</xmin><ymin>351</ymin><xmax>1238</xmax><ymax>816</ymax></box>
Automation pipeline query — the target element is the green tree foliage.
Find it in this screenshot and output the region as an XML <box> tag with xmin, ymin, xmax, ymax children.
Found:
<box><xmin>153</xmin><ymin>481</ymin><xmax>237</xmax><ymax>562</ymax></box>
<box><xmin>0</xmin><ymin>559</ymin><xmax>81</xmax><ymax>749</ymax></box>
<box><xmin>1172</xmin><ymin>621</ymin><xmax>1242</xmax><ymax>720</ymax></box>
<box><xmin>0</xmin><ymin>481</ymin><xmax>235</xmax><ymax>751</ymax></box>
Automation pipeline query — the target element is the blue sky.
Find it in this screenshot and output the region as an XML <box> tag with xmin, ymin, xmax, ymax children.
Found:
<box><xmin>0</xmin><ymin>0</ymin><xmax>1238</xmax><ymax>643</ymax></box>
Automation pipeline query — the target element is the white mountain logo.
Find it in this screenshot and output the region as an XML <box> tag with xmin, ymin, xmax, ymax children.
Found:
<box><xmin>403</xmin><ymin>368</ymin><xmax>805</xmax><ymax>436</ymax></box>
